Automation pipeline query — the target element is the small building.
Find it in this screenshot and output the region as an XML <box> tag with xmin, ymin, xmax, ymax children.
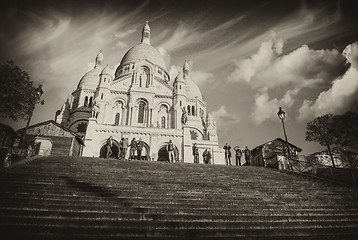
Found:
<box><xmin>310</xmin><ymin>146</ymin><xmax>358</xmax><ymax>168</ymax></box>
<box><xmin>251</xmin><ymin>138</ymin><xmax>302</xmax><ymax>168</ymax></box>
<box><xmin>18</xmin><ymin>120</ymin><xmax>84</xmax><ymax>156</ymax></box>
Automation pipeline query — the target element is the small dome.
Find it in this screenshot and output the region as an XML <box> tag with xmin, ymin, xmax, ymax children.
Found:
<box><xmin>77</xmin><ymin>67</ymin><xmax>102</xmax><ymax>89</ymax></box>
<box><xmin>185</xmin><ymin>78</ymin><xmax>202</xmax><ymax>100</ymax></box>
<box><xmin>120</xmin><ymin>43</ymin><xmax>167</xmax><ymax>71</ymax></box>
<box><xmin>101</xmin><ymin>65</ymin><xmax>113</xmax><ymax>77</ymax></box>
<box><xmin>174</xmin><ymin>71</ymin><xmax>184</xmax><ymax>83</ymax></box>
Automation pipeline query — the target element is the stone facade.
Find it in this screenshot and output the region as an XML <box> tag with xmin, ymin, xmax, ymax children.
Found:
<box><xmin>56</xmin><ymin>22</ymin><xmax>222</xmax><ymax>163</ymax></box>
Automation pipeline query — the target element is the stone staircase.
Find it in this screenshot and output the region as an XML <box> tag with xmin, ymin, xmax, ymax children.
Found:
<box><xmin>1</xmin><ymin>156</ymin><xmax>358</xmax><ymax>239</ymax></box>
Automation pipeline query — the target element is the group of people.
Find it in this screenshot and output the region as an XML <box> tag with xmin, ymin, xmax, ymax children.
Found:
<box><xmin>105</xmin><ymin>136</ymin><xmax>145</xmax><ymax>160</ymax></box>
<box><xmin>192</xmin><ymin>143</ymin><xmax>212</xmax><ymax>164</ymax></box>
<box><xmin>104</xmin><ymin>136</ymin><xmax>250</xmax><ymax>165</ymax></box>
<box><xmin>223</xmin><ymin>143</ymin><xmax>251</xmax><ymax>166</ymax></box>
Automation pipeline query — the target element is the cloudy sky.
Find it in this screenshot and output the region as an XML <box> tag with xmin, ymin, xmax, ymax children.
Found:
<box><xmin>1</xmin><ymin>0</ymin><xmax>358</xmax><ymax>155</ymax></box>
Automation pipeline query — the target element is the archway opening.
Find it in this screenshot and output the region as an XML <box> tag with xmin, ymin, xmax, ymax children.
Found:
<box><xmin>128</xmin><ymin>141</ymin><xmax>150</xmax><ymax>160</ymax></box>
<box><xmin>99</xmin><ymin>144</ymin><xmax>119</xmax><ymax>159</ymax></box>
<box><xmin>157</xmin><ymin>145</ymin><xmax>179</xmax><ymax>162</ymax></box>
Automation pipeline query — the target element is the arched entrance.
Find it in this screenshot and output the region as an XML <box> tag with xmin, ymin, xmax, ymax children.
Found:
<box><xmin>128</xmin><ymin>141</ymin><xmax>150</xmax><ymax>160</ymax></box>
<box><xmin>157</xmin><ymin>145</ymin><xmax>179</xmax><ymax>162</ymax></box>
<box><xmin>99</xmin><ymin>144</ymin><xmax>119</xmax><ymax>158</ymax></box>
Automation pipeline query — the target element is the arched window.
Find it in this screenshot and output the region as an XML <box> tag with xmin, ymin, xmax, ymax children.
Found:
<box><xmin>192</xmin><ymin>106</ymin><xmax>195</xmax><ymax>116</ymax></box>
<box><xmin>89</xmin><ymin>97</ymin><xmax>93</xmax><ymax>107</ymax></box>
<box><xmin>180</xmin><ymin>100</ymin><xmax>182</xmax><ymax>107</ymax></box>
<box><xmin>77</xmin><ymin>122</ymin><xmax>87</xmax><ymax>133</ymax></box>
<box><xmin>115</xmin><ymin>113</ymin><xmax>120</xmax><ymax>126</ymax></box>
<box><xmin>84</xmin><ymin>96</ymin><xmax>88</xmax><ymax>107</ymax></box>
<box><xmin>138</xmin><ymin>102</ymin><xmax>145</xmax><ymax>123</ymax></box>
<box><xmin>101</xmin><ymin>93</ymin><xmax>104</xmax><ymax>99</ymax></box>
<box><xmin>161</xmin><ymin>116</ymin><xmax>166</xmax><ymax>128</ymax></box>
<box><xmin>187</xmin><ymin>106</ymin><xmax>191</xmax><ymax>115</ymax></box>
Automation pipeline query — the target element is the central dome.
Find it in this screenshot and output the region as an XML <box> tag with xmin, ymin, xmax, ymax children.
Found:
<box><xmin>120</xmin><ymin>43</ymin><xmax>167</xmax><ymax>71</ymax></box>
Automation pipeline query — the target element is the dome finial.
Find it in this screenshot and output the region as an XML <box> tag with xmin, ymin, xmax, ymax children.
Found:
<box><xmin>141</xmin><ymin>21</ymin><xmax>151</xmax><ymax>45</ymax></box>
<box><xmin>183</xmin><ymin>60</ymin><xmax>190</xmax><ymax>78</ymax></box>
<box><xmin>95</xmin><ymin>50</ymin><xmax>104</xmax><ymax>68</ymax></box>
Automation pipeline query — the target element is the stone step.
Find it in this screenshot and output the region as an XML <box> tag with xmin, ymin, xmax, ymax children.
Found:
<box><xmin>1</xmin><ymin>156</ymin><xmax>358</xmax><ymax>239</ymax></box>
<box><xmin>2</xmin><ymin>203</ymin><xmax>358</xmax><ymax>217</ymax></box>
<box><xmin>2</xmin><ymin>198</ymin><xmax>356</xmax><ymax>213</ymax></box>
<box><xmin>1</xmin><ymin>221</ymin><xmax>358</xmax><ymax>239</ymax></box>
<box><xmin>2</xmin><ymin>215</ymin><xmax>358</xmax><ymax>230</ymax></box>
<box><xmin>2</xmin><ymin>192</ymin><xmax>351</xmax><ymax>206</ymax></box>
<box><xmin>2</xmin><ymin>208</ymin><xmax>358</xmax><ymax>222</ymax></box>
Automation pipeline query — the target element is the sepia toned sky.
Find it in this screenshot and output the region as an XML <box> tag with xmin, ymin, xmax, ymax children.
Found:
<box><xmin>1</xmin><ymin>0</ymin><xmax>358</xmax><ymax>155</ymax></box>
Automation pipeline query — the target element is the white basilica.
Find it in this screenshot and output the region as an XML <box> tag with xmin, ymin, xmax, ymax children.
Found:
<box><xmin>55</xmin><ymin>21</ymin><xmax>222</xmax><ymax>163</ymax></box>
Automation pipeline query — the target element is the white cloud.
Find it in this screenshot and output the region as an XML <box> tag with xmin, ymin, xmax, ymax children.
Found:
<box><xmin>229</xmin><ymin>31</ymin><xmax>346</xmax><ymax>91</ymax></box>
<box><xmin>298</xmin><ymin>64</ymin><xmax>358</xmax><ymax>121</ymax></box>
<box><xmin>251</xmin><ymin>90</ymin><xmax>296</xmax><ymax>124</ymax></box>
<box><xmin>343</xmin><ymin>42</ymin><xmax>358</xmax><ymax>69</ymax></box>
<box><xmin>212</xmin><ymin>105</ymin><xmax>240</xmax><ymax>125</ymax></box>
<box><xmin>297</xmin><ymin>42</ymin><xmax>358</xmax><ymax>121</ymax></box>
<box><xmin>191</xmin><ymin>70</ymin><xmax>214</xmax><ymax>86</ymax></box>
<box><xmin>228</xmin><ymin>31</ymin><xmax>349</xmax><ymax>124</ymax></box>
<box><xmin>211</xmin><ymin>105</ymin><xmax>240</xmax><ymax>139</ymax></box>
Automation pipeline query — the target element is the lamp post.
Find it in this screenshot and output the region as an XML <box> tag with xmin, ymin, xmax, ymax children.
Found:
<box><xmin>21</xmin><ymin>85</ymin><xmax>45</xmax><ymax>145</ymax></box>
<box><xmin>277</xmin><ymin>107</ymin><xmax>290</xmax><ymax>158</ymax></box>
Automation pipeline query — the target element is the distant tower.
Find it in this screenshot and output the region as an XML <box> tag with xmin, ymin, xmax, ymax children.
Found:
<box><xmin>173</xmin><ymin>70</ymin><xmax>187</xmax><ymax>128</ymax></box>
<box><xmin>95</xmin><ymin>65</ymin><xmax>113</xmax><ymax>123</ymax></box>
<box><xmin>55</xmin><ymin>99</ymin><xmax>70</xmax><ymax>128</ymax></box>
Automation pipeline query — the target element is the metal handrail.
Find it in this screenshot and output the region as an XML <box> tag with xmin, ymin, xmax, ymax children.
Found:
<box><xmin>278</xmin><ymin>155</ymin><xmax>358</xmax><ymax>186</ymax></box>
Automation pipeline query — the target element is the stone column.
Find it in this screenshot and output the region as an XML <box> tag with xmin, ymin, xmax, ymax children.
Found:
<box><xmin>150</xmin><ymin>108</ymin><xmax>153</xmax><ymax>127</ymax></box>
<box><xmin>128</xmin><ymin>106</ymin><xmax>133</xmax><ymax>126</ymax></box>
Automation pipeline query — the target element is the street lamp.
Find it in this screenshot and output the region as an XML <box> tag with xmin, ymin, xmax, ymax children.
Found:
<box><xmin>21</xmin><ymin>85</ymin><xmax>45</xmax><ymax>145</ymax></box>
<box><xmin>277</xmin><ymin>107</ymin><xmax>290</xmax><ymax>157</ymax></box>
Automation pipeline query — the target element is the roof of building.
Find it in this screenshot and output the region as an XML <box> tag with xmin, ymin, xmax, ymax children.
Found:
<box><xmin>77</xmin><ymin>66</ymin><xmax>102</xmax><ymax>90</ymax></box>
<box><xmin>120</xmin><ymin>43</ymin><xmax>167</xmax><ymax>71</ymax></box>
<box><xmin>17</xmin><ymin>120</ymin><xmax>84</xmax><ymax>145</ymax></box>
<box><xmin>101</xmin><ymin>64</ymin><xmax>113</xmax><ymax>77</ymax></box>
<box><xmin>185</xmin><ymin>78</ymin><xmax>203</xmax><ymax>100</ymax></box>
<box><xmin>119</xmin><ymin>21</ymin><xmax>167</xmax><ymax>71</ymax></box>
<box><xmin>252</xmin><ymin>138</ymin><xmax>302</xmax><ymax>152</ymax></box>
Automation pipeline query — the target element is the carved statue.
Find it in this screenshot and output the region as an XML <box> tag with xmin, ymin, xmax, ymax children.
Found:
<box><xmin>181</xmin><ymin>107</ymin><xmax>188</xmax><ymax>125</ymax></box>
<box><xmin>91</xmin><ymin>102</ymin><xmax>100</xmax><ymax>118</ymax></box>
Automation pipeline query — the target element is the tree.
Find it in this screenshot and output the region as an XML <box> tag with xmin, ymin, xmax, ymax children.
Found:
<box><xmin>333</xmin><ymin>111</ymin><xmax>358</xmax><ymax>146</ymax></box>
<box><xmin>0</xmin><ymin>61</ymin><xmax>39</xmax><ymax>121</ymax></box>
<box><xmin>306</xmin><ymin>114</ymin><xmax>339</xmax><ymax>168</ymax></box>
<box><xmin>332</xmin><ymin>111</ymin><xmax>358</xmax><ymax>168</ymax></box>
